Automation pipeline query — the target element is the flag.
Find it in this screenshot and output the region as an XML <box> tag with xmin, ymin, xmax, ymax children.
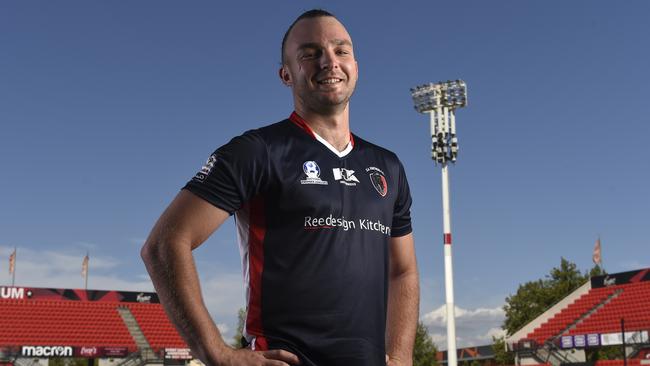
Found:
<box><xmin>81</xmin><ymin>254</ymin><xmax>89</xmax><ymax>277</ymax></box>
<box><xmin>592</xmin><ymin>237</ymin><xmax>602</xmax><ymax>265</ymax></box>
<box><xmin>9</xmin><ymin>249</ymin><xmax>16</xmax><ymax>275</ymax></box>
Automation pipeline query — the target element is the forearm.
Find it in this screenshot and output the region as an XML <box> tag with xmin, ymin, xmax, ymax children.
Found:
<box><xmin>142</xmin><ymin>238</ymin><xmax>231</xmax><ymax>365</ymax></box>
<box><xmin>386</xmin><ymin>268</ymin><xmax>419</xmax><ymax>366</ymax></box>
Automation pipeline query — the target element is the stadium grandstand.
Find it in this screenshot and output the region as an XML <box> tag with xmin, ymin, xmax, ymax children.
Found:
<box><xmin>2</xmin><ymin>267</ymin><xmax>649</xmax><ymax>366</ymax></box>
<box><xmin>507</xmin><ymin>268</ymin><xmax>650</xmax><ymax>366</ymax></box>
<box><xmin>0</xmin><ymin>286</ymin><xmax>195</xmax><ymax>366</ymax></box>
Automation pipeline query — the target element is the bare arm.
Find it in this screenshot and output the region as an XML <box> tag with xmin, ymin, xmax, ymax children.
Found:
<box><xmin>385</xmin><ymin>233</ymin><xmax>420</xmax><ymax>366</ymax></box>
<box><xmin>141</xmin><ymin>190</ymin><xmax>300</xmax><ymax>366</ymax></box>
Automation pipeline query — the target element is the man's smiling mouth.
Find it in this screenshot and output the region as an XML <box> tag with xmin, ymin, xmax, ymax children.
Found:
<box><xmin>318</xmin><ymin>78</ymin><xmax>343</xmax><ymax>85</ymax></box>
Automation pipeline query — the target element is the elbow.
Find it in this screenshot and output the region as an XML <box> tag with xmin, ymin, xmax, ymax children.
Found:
<box><xmin>141</xmin><ymin>236</ymin><xmax>167</xmax><ymax>269</ymax></box>
<box><xmin>390</xmin><ymin>264</ymin><xmax>419</xmax><ymax>283</ymax></box>
<box><xmin>140</xmin><ymin>239</ymin><xmax>156</xmax><ymax>268</ymax></box>
<box><xmin>141</xmin><ymin>232</ymin><xmax>191</xmax><ymax>269</ymax></box>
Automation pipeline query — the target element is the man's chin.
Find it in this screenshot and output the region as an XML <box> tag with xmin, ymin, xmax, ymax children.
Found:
<box><xmin>296</xmin><ymin>92</ymin><xmax>354</xmax><ymax>114</ymax></box>
<box><xmin>316</xmin><ymin>98</ymin><xmax>351</xmax><ymax>112</ymax></box>
<box><xmin>317</xmin><ymin>92</ymin><xmax>353</xmax><ymax>107</ymax></box>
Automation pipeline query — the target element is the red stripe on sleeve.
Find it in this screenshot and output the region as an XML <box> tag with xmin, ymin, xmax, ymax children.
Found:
<box><xmin>255</xmin><ymin>336</ymin><xmax>269</xmax><ymax>351</ymax></box>
<box><xmin>246</xmin><ymin>196</ymin><xmax>266</xmax><ymax>338</ymax></box>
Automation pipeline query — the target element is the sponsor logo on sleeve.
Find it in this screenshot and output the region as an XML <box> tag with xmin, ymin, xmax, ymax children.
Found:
<box><xmin>194</xmin><ymin>154</ymin><xmax>217</xmax><ymax>182</ymax></box>
<box><xmin>301</xmin><ymin>161</ymin><xmax>328</xmax><ymax>185</ymax></box>
<box><xmin>332</xmin><ymin>168</ymin><xmax>360</xmax><ymax>186</ymax></box>
<box><xmin>366</xmin><ymin>167</ymin><xmax>388</xmax><ymax>197</ymax></box>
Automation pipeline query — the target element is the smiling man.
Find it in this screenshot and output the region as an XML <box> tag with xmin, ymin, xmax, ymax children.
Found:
<box><xmin>142</xmin><ymin>9</ymin><xmax>419</xmax><ymax>366</ymax></box>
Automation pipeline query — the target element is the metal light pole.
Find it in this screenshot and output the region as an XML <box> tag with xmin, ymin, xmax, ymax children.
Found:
<box><xmin>410</xmin><ymin>80</ymin><xmax>468</xmax><ymax>366</ymax></box>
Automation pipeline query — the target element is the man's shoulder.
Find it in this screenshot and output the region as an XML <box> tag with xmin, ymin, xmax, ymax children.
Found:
<box><xmin>223</xmin><ymin>118</ymin><xmax>293</xmax><ymax>150</ymax></box>
<box><xmin>353</xmin><ymin>134</ymin><xmax>401</xmax><ymax>162</ymax></box>
<box><xmin>245</xmin><ymin>118</ymin><xmax>294</xmax><ymax>139</ymax></box>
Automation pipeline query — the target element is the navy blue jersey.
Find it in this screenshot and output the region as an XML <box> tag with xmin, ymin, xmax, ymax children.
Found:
<box><xmin>184</xmin><ymin>112</ymin><xmax>412</xmax><ymax>366</ymax></box>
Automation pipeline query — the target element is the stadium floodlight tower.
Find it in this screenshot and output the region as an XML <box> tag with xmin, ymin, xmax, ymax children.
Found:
<box><xmin>410</xmin><ymin>80</ymin><xmax>467</xmax><ymax>366</ymax></box>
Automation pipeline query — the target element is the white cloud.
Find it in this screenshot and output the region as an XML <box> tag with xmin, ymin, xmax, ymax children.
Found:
<box><xmin>217</xmin><ymin>323</ymin><xmax>230</xmax><ymax>335</ymax></box>
<box><xmin>199</xmin><ymin>272</ymin><xmax>246</xmax><ymax>341</ymax></box>
<box><xmin>0</xmin><ymin>246</ymin><xmax>127</xmax><ymax>289</ymax></box>
<box><xmin>422</xmin><ymin>304</ymin><xmax>506</xmax><ymax>349</ymax></box>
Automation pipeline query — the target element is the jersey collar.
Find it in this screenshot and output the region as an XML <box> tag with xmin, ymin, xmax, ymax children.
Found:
<box><xmin>289</xmin><ymin>111</ymin><xmax>355</xmax><ymax>158</ymax></box>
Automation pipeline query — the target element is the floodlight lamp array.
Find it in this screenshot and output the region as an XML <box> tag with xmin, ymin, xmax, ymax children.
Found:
<box><xmin>410</xmin><ymin>83</ymin><xmax>442</xmax><ymax>113</ymax></box>
<box><xmin>410</xmin><ymin>80</ymin><xmax>467</xmax><ymax>165</ymax></box>
<box><xmin>410</xmin><ymin>80</ymin><xmax>467</xmax><ymax>113</ymax></box>
<box><xmin>442</xmin><ymin>80</ymin><xmax>467</xmax><ymax>109</ymax></box>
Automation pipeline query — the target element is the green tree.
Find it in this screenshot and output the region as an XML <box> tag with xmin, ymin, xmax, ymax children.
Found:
<box><xmin>588</xmin><ymin>265</ymin><xmax>607</xmax><ymax>278</ymax></box>
<box><xmin>502</xmin><ymin>279</ymin><xmax>549</xmax><ymax>336</ymax></box>
<box><xmin>492</xmin><ymin>336</ymin><xmax>515</xmax><ymax>365</ymax></box>
<box><xmin>503</xmin><ymin>258</ymin><xmax>602</xmax><ymax>336</ymax></box>
<box><xmin>586</xmin><ymin>345</ymin><xmax>624</xmax><ymax>362</ymax></box>
<box><xmin>232</xmin><ymin>307</ymin><xmax>246</xmax><ymax>348</ymax></box>
<box><xmin>413</xmin><ymin>321</ymin><xmax>438</xmax><ymax>366</ymax></box>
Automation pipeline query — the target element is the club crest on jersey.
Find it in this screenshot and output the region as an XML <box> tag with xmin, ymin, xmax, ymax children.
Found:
<box><xmin>301</xmin><ymin>161</ymin><xmax>328</xmax><ymax>185</ymax></box>
<box><xmin>332</xmin><ymin>168</ymin><xmax>360</xmax><ymax>186</ymax></box>
<box><xmin>194</xmin><ymin>154</ymin><xmax>217</xmax><ymax>182</ymax></box>
<box><xmin>366</xmin><ymin>167</ymin><xmax>388</xmax><ymax>197</ymax></box>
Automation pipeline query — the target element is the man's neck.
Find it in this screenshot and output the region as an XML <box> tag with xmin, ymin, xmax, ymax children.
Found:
<box><xmin>294</xmin><ymin>105</ymin><xmax>351</xmax><ymax>152</ymax></box>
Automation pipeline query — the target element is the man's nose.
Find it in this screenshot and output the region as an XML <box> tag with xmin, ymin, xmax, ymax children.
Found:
<box><xmin>320</xmin><ymin>49</ymin><xmax>339</xmax><ymax>70</ymax></box>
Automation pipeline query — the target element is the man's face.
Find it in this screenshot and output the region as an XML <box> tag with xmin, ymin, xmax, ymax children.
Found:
<box><xmin>280</xmin><ymin>16</ymin><xmax>358</xmax><ymax>114</ymax></box>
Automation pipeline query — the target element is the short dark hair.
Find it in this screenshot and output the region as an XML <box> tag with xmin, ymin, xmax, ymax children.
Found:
<box><xmin>281</xmin><ymin>9</ymin><xmax>336</xmax><ymax>64</ymax></box>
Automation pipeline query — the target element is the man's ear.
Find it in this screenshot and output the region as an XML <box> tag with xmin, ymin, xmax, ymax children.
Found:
<box><xmin>279</xmin><ymin>65</ymin><xmax>292</xmax><ymax>86</ymax></box>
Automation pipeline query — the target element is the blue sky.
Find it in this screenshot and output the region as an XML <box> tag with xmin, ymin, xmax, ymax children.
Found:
<box><xmin>1</xmin><ymin>1</ymin><xmax>649</xmax><ymax>348</ymax></box>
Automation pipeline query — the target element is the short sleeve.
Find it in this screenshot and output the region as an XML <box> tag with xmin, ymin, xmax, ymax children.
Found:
<box><xmin>391</xmin><ymin>159</ymin><xmax>413</xmax><ymax>237</ymax></box>
<box><xmin>183</xmin><ymin>130</ymin><xmax>269</xmax><ymax>214</ymax></box>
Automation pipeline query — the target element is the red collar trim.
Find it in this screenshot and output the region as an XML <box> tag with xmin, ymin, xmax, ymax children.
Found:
<box><xmin>289</xmin><ymin>111</ymin><xmax>316</xmax><ymax>139</ymax></box>
<box><xmin>288</xmin><ymin>111</ymin><xmax>355</xmax><ymax>147</ymax></box>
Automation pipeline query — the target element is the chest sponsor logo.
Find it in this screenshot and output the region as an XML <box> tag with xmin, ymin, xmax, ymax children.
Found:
<box><xmin>366</xmin><ymin>167</ymin><xmax>388</xmax><ymax>197</ymax></box>
<box><xmin>332</xmin><ymin>168</ymin><xmax>360</xmax><ymax>186</ymax></box>
<box><xmin>194</xmin><ymin>154</ymin><xmax>217</xmax><ymax>182</ymax></box>
<box><xmin>301</xmin><ymin>161</ymin><xmax>328</xmax><ymax>185</ymax></box>
<box><xmin>304</xmin><ymin>214</ymin><xmax>391</xmax><ymax>236</ymax></box>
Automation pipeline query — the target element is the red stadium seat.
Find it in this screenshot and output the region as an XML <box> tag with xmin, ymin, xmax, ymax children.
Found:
<box><xmin>526</xmin><ymin>280</ymin><xmax>650</xmax><ymax>343</ymax></box>
<box><xmin>0</xmin><ymin>296</ymin><xmax>189</xmax><ymax>353</ymax></box>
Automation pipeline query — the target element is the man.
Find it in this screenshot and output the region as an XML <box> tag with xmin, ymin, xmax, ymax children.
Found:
<box><xmin>142</xmin><ymin>9</ymin><xmax>419</xmax><ymax>366</ymax></box>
